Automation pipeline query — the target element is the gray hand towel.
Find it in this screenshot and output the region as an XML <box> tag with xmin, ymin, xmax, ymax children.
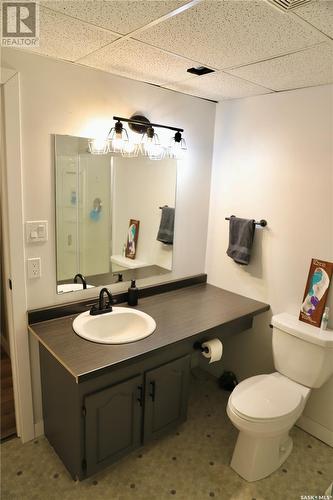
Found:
<box><xmin>226</xmin><ymin>216</ymin><xmax>255</xmax><ymax>265</ymax></box>
<box><xmin>157</xmin><ymin>207</ymin><xmax>175</xmax><ymax>245</ymax></box>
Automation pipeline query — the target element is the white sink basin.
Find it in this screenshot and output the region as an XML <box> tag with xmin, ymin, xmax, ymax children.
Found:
<box><xmin>57</xmin><ymin>284</ymin><xmax>94</xmax><ymax>294</ymax></box>
<box><xmin>72</xmin><ymin>307</ymin><xmax>156</xmax><ymax>344</ymax></box>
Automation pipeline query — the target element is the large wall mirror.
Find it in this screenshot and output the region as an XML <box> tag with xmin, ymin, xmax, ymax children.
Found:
<box><xmin>54</xmin><ymin>135</ymin><xmax>177</xmax><ymax>294</ymax></box>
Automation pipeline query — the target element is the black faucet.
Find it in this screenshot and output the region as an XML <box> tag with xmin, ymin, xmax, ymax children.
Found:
<box><xmin>112</xmin><ymin>272</ymin><xmax>123</xmax><ymax>283</ymax></box>
<box><xmin>74</xmin><ymin>273</ymin><xmax>87</xmax><ymax>289</ymax></box>
<box><xmin>90</xmin><ymin>288</ymin><xmax>114</xmax><ymax>316</ymax></box>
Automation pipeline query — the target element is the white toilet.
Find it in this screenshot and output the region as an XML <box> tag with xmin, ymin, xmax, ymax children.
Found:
<box><xmin>227</xmin><ymin>312</ymin><xmax>333</xmax><ymax>482</ymax></box>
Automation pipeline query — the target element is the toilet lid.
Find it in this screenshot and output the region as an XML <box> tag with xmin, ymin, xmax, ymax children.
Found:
<box><xmin>229</xmin><ymin>374</ymin><xmax>304</xmax><ymax>421</ymax></box>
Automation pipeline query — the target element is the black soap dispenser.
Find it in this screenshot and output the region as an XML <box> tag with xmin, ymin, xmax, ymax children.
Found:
<box><xmin>128</xmin><ymin>280</ymin><xmax>139</xmax><ymax>306</ymax></box>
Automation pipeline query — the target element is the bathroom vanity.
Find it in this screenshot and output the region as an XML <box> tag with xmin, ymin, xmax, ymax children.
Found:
<box><xmin>29</xmin><ymin>281</ymin><xmax>269</xmax><ymax>480</ymax></box>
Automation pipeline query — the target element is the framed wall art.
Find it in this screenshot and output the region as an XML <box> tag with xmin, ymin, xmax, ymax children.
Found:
<box><xmin>299</xmin><ymin>258</ymin><xmax>333</xmax><ymax>327</ymax></box>
<box><xmin>125</xmin><ymin>219</ymin><xmax>140</xmax><ymax>259</ymax></box>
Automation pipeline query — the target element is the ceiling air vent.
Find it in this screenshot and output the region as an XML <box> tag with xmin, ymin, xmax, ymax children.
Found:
<box><xmin>187</xmin><ymin>66</ymin><xmax>215</xmax><ymax>76</ymax></box>
<box><xmin>267</xmin><ymin>0</ymin><xmax>313</xmax><ymax>11</ymax></box>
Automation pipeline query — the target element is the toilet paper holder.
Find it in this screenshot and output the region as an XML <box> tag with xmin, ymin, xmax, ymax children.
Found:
<box><xmin>193</xmin><ymin>341</ymin><xmax>209</xmax><ymax>354</ymax></box>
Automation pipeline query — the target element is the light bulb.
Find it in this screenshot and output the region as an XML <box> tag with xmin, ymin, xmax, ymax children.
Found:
<box><xmin>110</xmin><ymin>132</ymin><xmax>124</xmax><ymax>153</ymax></box>
<box><xmin>109</xmin><ymin>121</ymin><xmax>129</xmax><ymax>154</ymax></box>
<box><xmin>168</xmin><ymin>132</ymin><xmax>187</xmax><ymax>159</ymax></box>
<box><xmin>141</xmin><ymin>129</ymin><xmax>165</xmax><ymax>160</ymax></box>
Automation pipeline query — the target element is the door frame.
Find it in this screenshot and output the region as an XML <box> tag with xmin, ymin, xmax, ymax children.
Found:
<box><xmin>1</xmin><ymin>69</ymin><xmax>35</xmax><ymax>442</ymax></box>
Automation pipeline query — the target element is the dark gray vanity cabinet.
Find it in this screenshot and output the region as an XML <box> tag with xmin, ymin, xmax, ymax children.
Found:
<box><xmin>35</xmin><ymin>282</ymin><xmax>270</xmax><ymax>481</ymax></box>
<box><xmin>83</xmin><ymin>356</ymin><xmax>190</xmax><ymax>476</ymax></box>
<box><xmin>84</xmin><ymin>374</ymin><xmax>143</xmax><ymax>477</ymax></box>
<box><xmin>144</xmin><ymin>356</ymin><xmax>190</xmax><ymax>443</ymax></box>
<box><xmin>39</xmin><ymin>344</ymin><xmax>191</xmax><ymax>480</ymax></box>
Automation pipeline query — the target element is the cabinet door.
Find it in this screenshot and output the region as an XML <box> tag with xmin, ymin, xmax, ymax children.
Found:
<box><xmin>84</xmin><ymin>374</ymin><xmax>143</xmax><ymax>476</ymax></box>
<box><xmin>144</xmin><ymin>355</ymin><xmax>191</xmax><ymax>443</ymax></box>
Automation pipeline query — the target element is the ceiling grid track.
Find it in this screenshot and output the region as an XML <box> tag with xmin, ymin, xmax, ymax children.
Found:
<box><xmin>74</xmin><ymin>0</ymin><xmax>204</xmax><ymax>63</ymax></box>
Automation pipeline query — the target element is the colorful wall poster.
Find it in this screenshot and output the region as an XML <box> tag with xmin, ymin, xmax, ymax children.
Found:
<box><xmin>300</xmin><ymin>258</ymin><xmax>333</xmax><ymax>327</ymax></box>
<box><xmin>125</xmin><ymin>219</ymin><xmax>140</xmax><ymax>259</ymax></box>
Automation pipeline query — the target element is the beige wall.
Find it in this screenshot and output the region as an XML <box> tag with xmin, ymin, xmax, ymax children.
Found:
<box><xmin>2</xmin><ymin>48</ymin><xmax>216</xmax><ymax>311</ymax></box>
<box><xmin>4</xmin><ymin>47</ymin><xmax>332</xmax><ymax>443</ymax></box>
<box><xmin>206</xmin><ymin>84</ymin><xmax>333</xmax><ymax>442</ymax></box>
<box><xmin>112</xmin><ymin>157</ymin><xmax>177</xmax><ymax>270</ymax></box>
<box><xmin>2</xmin><ymin>48</ymin><xmax>215</xmax><ymax>430</ymax></box>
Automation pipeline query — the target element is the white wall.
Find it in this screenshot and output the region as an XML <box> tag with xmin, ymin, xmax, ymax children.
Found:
<box><xmin>2</xmin><ymin>48</ymin><xmax>215</xmax><ymax>310</ymax></box>
<box><xmin>4</xmin><ymin>48</ymin><xmax>331</xmax><ymax>444</ymax></box>
<box><xmin>206</xmin><ymin>84</ymin><xmax>333</xmax><ymax>442</ymax></box>
<box><xmin>2</xmin><ymin>48</ymin><xmax>215</xmax><ymax>433</ymax></box>
<box><xmin>112</xmin><ymin>157</ymin><xmax>177</xmax><ymax>270</ymax></box>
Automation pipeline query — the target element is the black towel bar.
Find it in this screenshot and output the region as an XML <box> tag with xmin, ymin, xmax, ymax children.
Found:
<box><xmin>225</xmin><ymin>216</ymin><xmax>267</xmax><ymax>227</ymax></box>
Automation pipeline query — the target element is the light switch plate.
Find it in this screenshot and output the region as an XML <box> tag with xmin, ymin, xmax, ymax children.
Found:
<box><xmin>26</xmin><ymin>220</ymin><xmax>48</xmax><ymax>243</ymax></box>
<box><xmin>27</xmin><ymin>257</ymin><xmax>41</xmax><ymax>279</ymax></box>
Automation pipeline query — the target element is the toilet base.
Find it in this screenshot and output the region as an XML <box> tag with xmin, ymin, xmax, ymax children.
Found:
<box><xmin>230</xmin><ymin>430</ymin><xmax>293</xmax><ymax>482</ymax></box>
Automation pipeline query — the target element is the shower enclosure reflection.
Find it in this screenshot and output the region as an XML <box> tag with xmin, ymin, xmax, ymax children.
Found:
<box><xmin>54</xmin><ymin>135</ymin><xmax>177</xmax><ymax>293</ymax></box>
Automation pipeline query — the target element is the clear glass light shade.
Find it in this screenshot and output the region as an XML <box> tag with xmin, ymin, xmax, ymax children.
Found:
<box><xmin>141</xmin><ymin>131</ymin><xmax>165</xmax><ymax>161</ymax></box>
<box><xmin>168</xmin><ymin>136</ymin><xmax>187</xmax><ymax>159</ymax></box>
<box><xmin>88</xmin><ymin>138</ymin><xmax>109</xmax><ymax>155</ymax></box>
<box><xmin>121</xmin><ymin>140</ymin><xmax>140</xmax><ymax>158</ymax></box>
<box><xmin>109</xmin><ymin>126</ymin><xmax>129</xmax><ymax>154</ymax></box>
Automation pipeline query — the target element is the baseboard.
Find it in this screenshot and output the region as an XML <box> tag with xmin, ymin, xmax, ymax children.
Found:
<box><xmin>297</xmin><ymin>415</ymin><xmax>333</xmax><ymax>447</ymax></box>
<box><xmin>34</xmin><ymin>420</ymin><xmax>44</xmax><ymax>438</ymax></box>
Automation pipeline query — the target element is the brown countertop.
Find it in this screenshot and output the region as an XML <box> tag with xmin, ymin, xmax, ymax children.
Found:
<box><xmin>29</xmin><ymin>284</ymin><xmax>269</xmax><ymax>382</ymax></box>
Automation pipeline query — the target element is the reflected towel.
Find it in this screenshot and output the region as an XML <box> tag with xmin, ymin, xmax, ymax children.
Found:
<box><xmin>157</xmin><ymin>207</ymin><xmax>175</xmax><ymax>245</ymax></box>
<box><xmin>226</xmin><ymin>216</ymin><xmax>255</xmax><ymax>265</ymax></box>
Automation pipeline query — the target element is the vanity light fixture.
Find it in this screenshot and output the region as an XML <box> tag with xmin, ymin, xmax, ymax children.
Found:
<box><xmin>89</xmin><ymin>115</ymin><xmax>186</xmax><ymax>160</ymax></box>
<box><xmin>114</xmin><ymin>115</ymin><xmax>187</xmax><ymax>161</ymax></box>
<box><xmin>168</xmin><ymin>131</ymin><xmax>187</xmax><ymax>160</ymax></box>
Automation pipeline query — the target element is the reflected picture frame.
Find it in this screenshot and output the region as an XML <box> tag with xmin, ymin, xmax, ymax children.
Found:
<box><xmin>125</xmin><ymin>219</ymin><xmax>140</xmax><ymax>260</ymax></box>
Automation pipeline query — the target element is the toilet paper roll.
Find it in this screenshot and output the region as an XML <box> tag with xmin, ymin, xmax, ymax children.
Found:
<box><xmin>201</xmin><ymin>338</ymin><xmax>223</xmax><ymax>364</ymax></box>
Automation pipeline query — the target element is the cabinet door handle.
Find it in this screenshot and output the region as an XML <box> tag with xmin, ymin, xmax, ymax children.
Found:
<box><xmin>137</xmin><ymin>385</ymin><xmax>143</xmax><ymax>406</ymax></box>
<box><xmin>149</xmin><ymin>381</ymin><xmax>156</xmax><ymax>402</ymax></box>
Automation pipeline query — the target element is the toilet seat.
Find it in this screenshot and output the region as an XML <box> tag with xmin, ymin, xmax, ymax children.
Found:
<box><xmin>228</xmin><ymin>373</ymin><xmax>308</xmax><ymax>423</ymax></box>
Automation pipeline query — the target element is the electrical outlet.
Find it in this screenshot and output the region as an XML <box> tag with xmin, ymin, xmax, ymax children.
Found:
<box><xmin>27</xmin><ymin>258</ymin><xmax>41</xmax><ymax>279</ymax></box>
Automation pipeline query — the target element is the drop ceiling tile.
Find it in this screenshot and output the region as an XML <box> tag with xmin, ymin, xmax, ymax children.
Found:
<box><xmin>42</xmin><ymin>0</ymin><xmax>188</xmax><ymax>35</ymax></box>
<box><xmin>228</xmin><ymin>42</ymin><xmax>333</xmax><ymax>91</ymax></box>
<box><xmin>23</xmin><ymin>7</ymin><xmax>118</xmax><ymax>61</ymax></box>
<box><xmin>135</xmin><ymin>0</ymin><xmax>326</xmax><ymax>69</ymax></box>
<box><xmin>294</xmin><ymin>1</ymin><xmax>333</xmax><ymax>39</ymax></box>
<box><xmin>165</xmin><ymin>72</ymin><xmax>272</xmax><ymax>101</ymax></box>
<box><xmin>79</xmin><ymin>39</ymin><xmax>201</xmax><ymax>85</ymax></box>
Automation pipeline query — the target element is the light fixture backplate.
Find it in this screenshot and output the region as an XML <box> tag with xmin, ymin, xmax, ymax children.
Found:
<box><xmin>128</xmin><ymin>114</ymin><xmax>151</xmax><ymax>135</ymax></box>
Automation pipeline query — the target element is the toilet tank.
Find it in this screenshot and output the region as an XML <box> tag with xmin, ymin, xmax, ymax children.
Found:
<box><xmin>271</xmin><ymin>313</ymin><xmax>333</xmax><ymax>389</ymax></box>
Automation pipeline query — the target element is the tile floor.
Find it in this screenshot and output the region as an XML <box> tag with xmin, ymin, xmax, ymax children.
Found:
<box><xmin>1</xmin><ymin>370</ymin><xmax>332</xmax><ymax>500</ymax></box>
